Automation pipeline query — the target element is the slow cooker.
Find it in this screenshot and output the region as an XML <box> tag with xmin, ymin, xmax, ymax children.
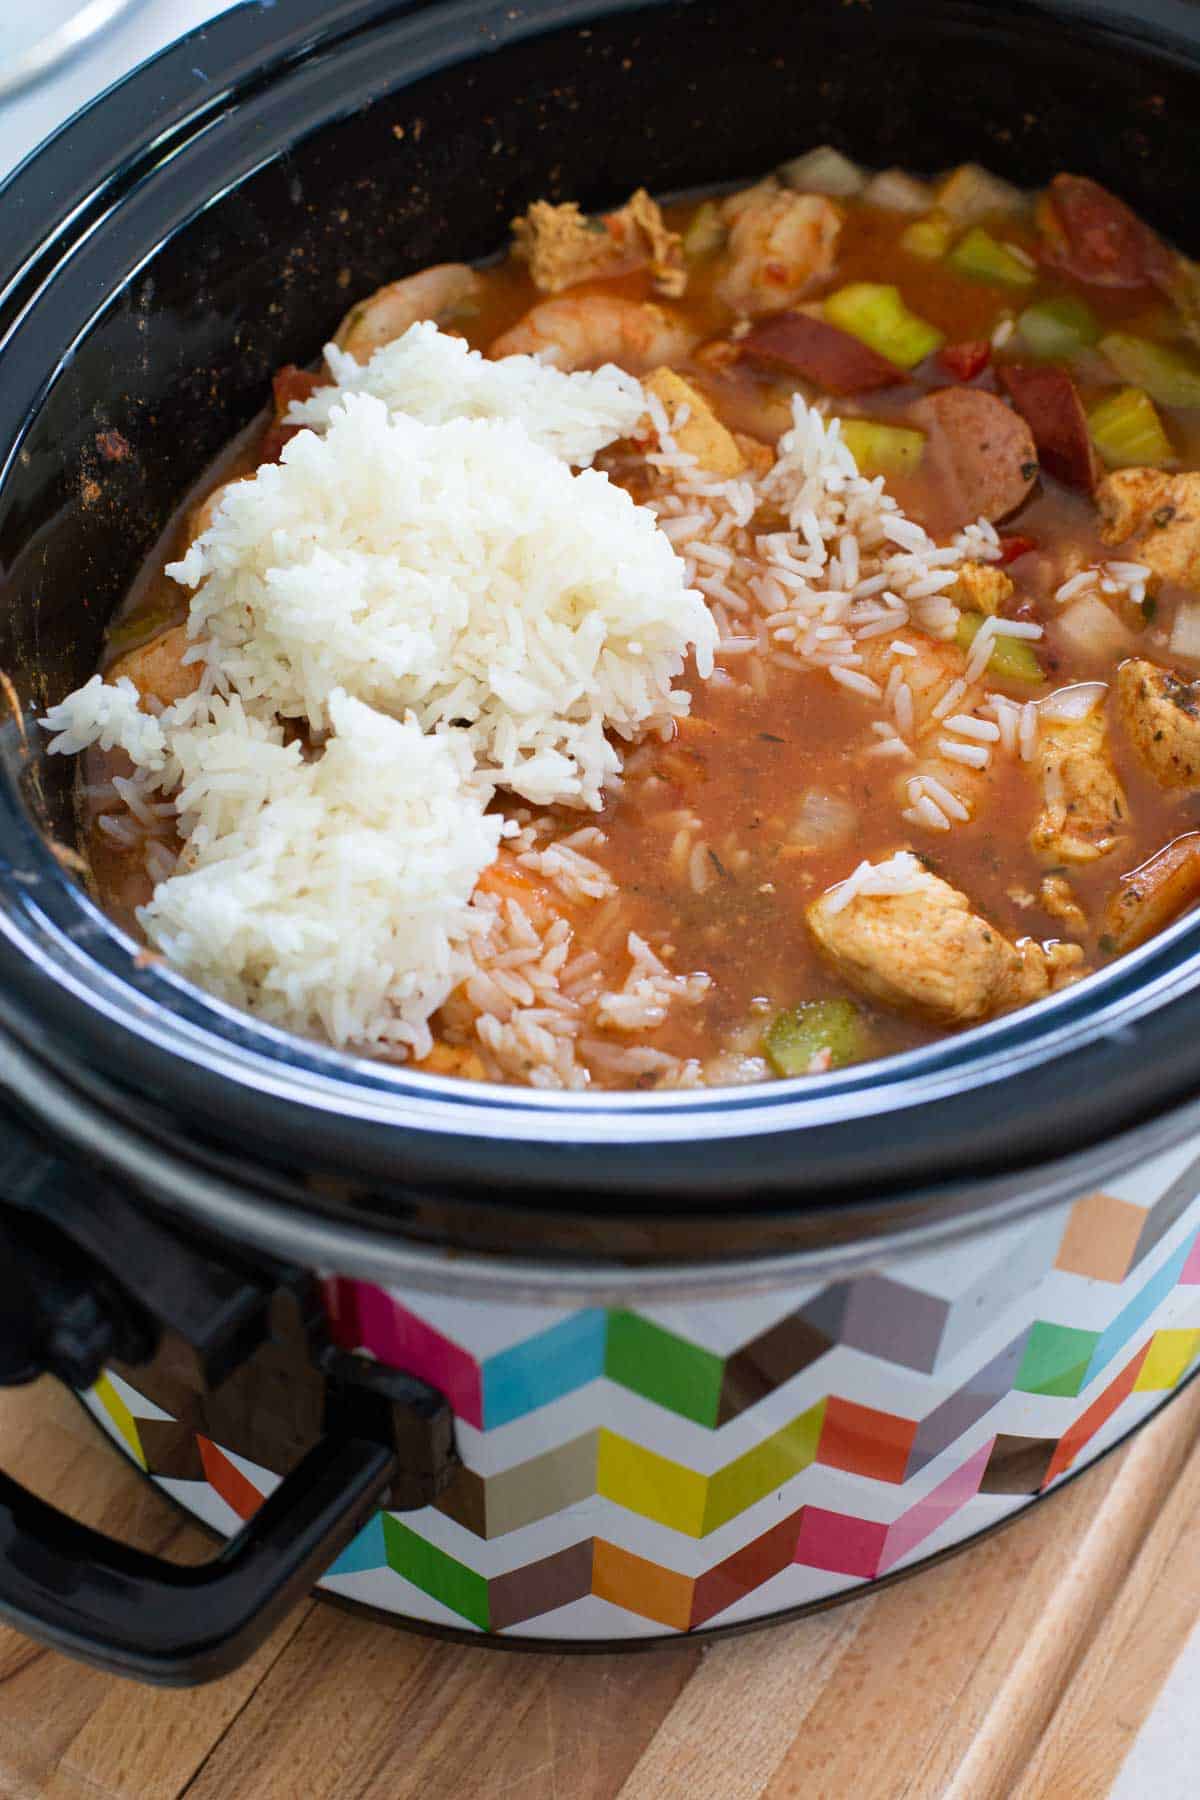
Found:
<box><xmin>2</xmin><ymin>0</ymin><xmax>1200</xmax><ymax>1685</ymax></box>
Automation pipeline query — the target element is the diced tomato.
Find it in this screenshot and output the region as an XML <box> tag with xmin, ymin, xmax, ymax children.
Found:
<box><xmin>259</xmin><ymin>364</ymin><xmax>323</xmax><ymax>463</ymax></box>
<box><xmin>938</xmin><ymin>340</ymin><xmax>991</xmax><ymax>382</ymax></box>
<box><xmin>998</xmin><ymin>533</ymin><xmax>1037</xmax><ymax>565</ymax></box>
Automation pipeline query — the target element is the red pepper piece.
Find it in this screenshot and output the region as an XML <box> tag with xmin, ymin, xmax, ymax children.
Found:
<box><xmin>998</xmin><ymin>363</ymin><xmax>1100</xmax><ymax>494</ymax></box>
<box><xmin>938</xmin><ymin>340</ymin><xmax>991</xmax><ymax>382</ymax></box>
<box><xmin>998</xmin><ymin>533</ymin><xmax>1037</xmax><ymax>565</ymax></box>
<box><xmin>739</xmin><ymin>312</ymin><xmax>906</xmax><ymax>395</ymax></box>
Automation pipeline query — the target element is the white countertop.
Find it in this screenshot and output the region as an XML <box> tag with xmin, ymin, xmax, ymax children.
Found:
<box><xmin>0</xmin><ymin>0</ymin><xmax>236</xmax><ymax>185</ymax></box>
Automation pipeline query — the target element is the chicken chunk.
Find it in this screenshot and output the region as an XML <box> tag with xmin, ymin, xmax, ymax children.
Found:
<box><xmin>807</xmin><ymin>861</ymin><xmax>1067</xmax><ymax>1025</ymax></box>
<box><xmin>107</xmin><ymin>624</ymin><xmax>199</xmax><ymax>709</ymax></box>
<box><xmin>1039</xmin><ymin>873</ymin><xmax>1088</xmax><ymax>936</ymax></box>
<box><xmin>1116</xmin><ymin>657</ymin><xmax>1200</xmax><ymax>789</ymax></box>
<box><xmin>1030</xmin><ymin>707</ymin><xmax>1127</xmax><ymax>863</ymax></box>
<box><xmin>717</xmin><ymin>179</ymin><xmax>841</xmax><ymax>316</ymax></box>
<box><xmin>952</xmin><ymin>563</ymin><xmax>1014</xmax><ymax>615</ymax></box>
<box><xmin>1097</xmin><ymin>469</ymin><xmax>1200</xmax><ymax>590</ymax></box>
<box><xmin>645</xmin><ymin>368</ymin><xmax>745</xmax><ymax>476</ymax></box>
<box><xmin>512</xmin><ymin>190</ymin><xmax>685</xmax><ymax>298</ymax></box>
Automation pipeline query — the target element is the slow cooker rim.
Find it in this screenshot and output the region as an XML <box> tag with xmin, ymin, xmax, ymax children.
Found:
<box><xmin>2</xmin><ymin>0</ymin><xmax>1200</xmax><ymax>1240</ymax></box>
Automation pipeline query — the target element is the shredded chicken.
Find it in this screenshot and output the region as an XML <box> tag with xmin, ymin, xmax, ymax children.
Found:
<box><xmin>952</xmin><ymin>563</ymin><xmax>1014</xmax><ymax>615</ymax></box>
<box><xmin>511</xmin><ymin>189</ymin><xmax>685</xmax><ymax>298</ymax></box>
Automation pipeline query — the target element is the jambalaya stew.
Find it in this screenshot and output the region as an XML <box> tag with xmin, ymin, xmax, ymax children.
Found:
<box><xmin>42</xmin><ymin>154</ymin><xmax>1200</xmax><ymax>1089</ymax></box>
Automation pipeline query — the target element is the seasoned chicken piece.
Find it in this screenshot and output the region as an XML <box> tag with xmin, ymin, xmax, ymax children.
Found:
<box><xmin>1097</xmin><ymin>469</ymin><xmax>1200</xmax><ymax>589</ymax></box>
<box><xmin>952</xmin><ymin>563</ymin><xmax>1014</xmax><ymax>615</ymax></box>
<box><xmin>1116</xmin><ymin>657</ymin><xmax>1200</xmax><ymax>788</ymax></box>
<box><xmin>107</xmin><ymin>625</ymin><xmax>199</xmax><ymax>709</ymax></box>
<box><xmin>1039</xmin><ymin>873</ymin><xmax>1088</xmax><ymax>935</ymax></box>
<box><xmin>807</xmin><ymin>860</ymin><xmax>1064</xmax><ymax>1024</ymax></box>
<box><xmin>1030</xmin><ymin>707</ymin><xmax>1127</xmax><ymax>863</ymax></box>
<box><xmin>512</xmin><ymin>190</ymin><xmax>685</xmax><ymax>298</ymax></box>
<box><xmin>717</xmin><ymin>179</ymin><xmax>841</xmax><ymax>316</ymax></box>
<box><xmin>645</xmin><ymin>368</ymin><xmax>745</xmax><ymax>476</ymax></box>
<box><xmin>1001</xmin><ymin>938</ymin><xmax>1086</xmax><ymax>1008</ymax></box>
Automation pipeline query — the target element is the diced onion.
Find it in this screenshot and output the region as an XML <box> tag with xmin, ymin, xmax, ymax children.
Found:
<box><xmin>1170</xmin><ymin>599</ymin><xmax>1200</xmax><ymax>662</ymax></box>
<box><xmin>1055</xmin><ymin>595</ymin><xmax>1135</xmax><ymax>660</ymax></box>
<box><xmin>779</xmin><ymin>146</ymin><xmax>866</xmax><ymax>198</ymax></box>
<box><xmin>789</xmin><ymin>789</ymin><xmax>859</xmax><ymax>848</ymax></box>
<box><xmin>1039</xmin><ymin>681</ymin><xmax>1108</xmax><ymax>722</ymax></box>
<box><xmin>936</xmin><ymin>162</ymin><xmax>1027</xmax><ymax>225</ymax></box>
<box><xmin>862</xmin><ymin>169</ymin><xmax>934</xmax><ymax>213</ymax></box>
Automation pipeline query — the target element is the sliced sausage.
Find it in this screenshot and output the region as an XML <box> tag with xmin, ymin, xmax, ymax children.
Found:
<box><xmin>1101</xmin><ymin>833</ymin><xmax>1200</xmax><ymax>952</ymax></box>
<box><xmin>739</xmin><ymin>312</ymin><xmax>906</xmax><ymax>395</ymax></box>
<box><xmin>998</xmin><ymin>363</ymin><xmax>1100</xmax><ymax>493</ymax></box>
<box><xmin>1042</xmin><ymin>175</ymin><xmax>1175</xmax><ymax>292</ymax></box>
<box><xmin>908</xmin><ymin>386</ymin><xmax>1038</xmax><ymax>526</ymax></box>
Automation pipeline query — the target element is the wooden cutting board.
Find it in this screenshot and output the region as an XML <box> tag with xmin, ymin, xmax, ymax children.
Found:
<box><xmin>0</xmin><ymin>1372</ymin><xmax>1197</xmax><ymax>1799</ymax></box>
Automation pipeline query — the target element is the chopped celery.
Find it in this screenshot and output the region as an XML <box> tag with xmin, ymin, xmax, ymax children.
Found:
<box><xmin>763</xmin><ymin>1000</ymin><xmax>866</xmax><ymax>1076</ymax></box>
<box><xmin>1098</xmin><ymin>333</ymin><xmax>1200</xmax><ymax>409</ymax></box>
<box><xmin>900</xmin><ymin>211</ymin><xmax>956</xmax><ymax>260</ymax></box>
<box><xmin>955</xmin><ymin>611</ymin><xmax>1044</xmax><ymax>683</ymax></box>
<box><xmin>838</xmin><ymin>419</ymin><xmax>926</xmax><ymax>476</ymax></box>
<box><xmin>682</xmin><ymin>200</ymin><xmax>724</xmax><ymax>260</ymax></box>
<box><xmin>824</xmin><ymin>282</ymin><xmax>944</xmax><ymax>370</ymax></box>
<box><xmin>947</xmin><ymin>226</ymin><xmax>1037</xmax><ymax>289</ymax></box>
<box><xmin>1087</xmin><ymin>386</ymin><xmax>1174</xmax><ymax>468</ymax></box>
<box><xmin>1017</xmin><ymin>295</ymin><xmax>1100</xmax><ymax>359</ymax></box>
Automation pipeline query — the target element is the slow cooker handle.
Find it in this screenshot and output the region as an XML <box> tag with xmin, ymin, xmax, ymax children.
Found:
<box><xmin>0</xmin><ymin>1416</ymin><xmax>397</xmax><ymax>1685</ymax></box>
<box><xmin>0</xmin><ymin>1096</ymin><xmax>454</xmax><ymax>1683</ymax></box>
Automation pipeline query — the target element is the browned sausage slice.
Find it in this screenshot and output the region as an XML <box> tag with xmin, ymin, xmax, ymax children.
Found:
<box><xmin>1043</xmin><ymin>175</ymin><xmax>1175</xmax><ymax>293</ymax></box>
<box><xmin>739</xmin><ymin>312</ymin><xmax>906</xmax><ymax>395</ymax></box>
<box><xmin>998</xmin><ymin>364</ymin><xmax>1100</xmax><ymax>494</ymax></box>
<box><xmin>1101</xmin><ymin>832</ymin><xmax>1200</xmax><ymax>952</ymax></box>
<box><xmin>909</xmin><ymin>386</ymin><xmax>1039</xmax><ymax>526</ymax></box>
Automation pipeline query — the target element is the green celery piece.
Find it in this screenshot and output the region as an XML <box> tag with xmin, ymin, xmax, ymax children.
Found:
<box><xmin>900</xmin><ymin>212</ymin><xmax>956</xmax><ymax>261</ymax></box>
<box><xmin>839</xmin><ymin>419</ymin><xmax>926</xmax><ymax>476</ymax></box>
<box><xmin>955</xmin><ymin>611</ymin><xmax>1044</xmax><ymax>683</ymax></box>
<box><xmin>763</xmin><ymin>1000</ymin><xmax>866</xmax><ymax>1077</ymax></box>
<box><xmin>1088</xmin><ymin>386</ymin><xmax>1174</xmax><ymax>468</ymax></box>
<box><xmin>1017</xmin><ymin>295</ymin><xmax>1101</xmax><ymax>359</ymax></box>
<box><xmin>1099</xmin><ymin>333</ymin><xmax>1200</xmax><ymax>409</ymax></box>
<box><xmin>824</xmin><ymin>282</ymin><xmax>944</xmax><ymax>370</ymax></box>
<box><xmin>947</xmin><ymin>226</ymin><xmax>1037</xmax><ymax>289</ymax></box>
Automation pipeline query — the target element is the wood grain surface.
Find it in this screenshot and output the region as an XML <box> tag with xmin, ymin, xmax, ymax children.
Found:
<box><xmin>0</xmin><ymin>1375</ymin><xmax>1197</xmax><ymax>1799</ymax></box>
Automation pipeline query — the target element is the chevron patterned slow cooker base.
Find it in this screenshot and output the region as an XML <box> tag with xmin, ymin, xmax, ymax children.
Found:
<box><xmin>82</xmin><ymin>1139</ymin><xmax>1200</xmax><ymax>1641</ymax></box>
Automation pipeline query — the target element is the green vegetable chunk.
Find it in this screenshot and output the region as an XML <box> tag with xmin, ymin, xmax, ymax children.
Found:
<box><xmin>955</xmin><ymin>612</ymin><xmax>1044</xmax><ymax>683</ymax></box>
<box><xmin>838</xmin><ymin>419</ymin><xmax>926</xmax><ymax>476</ymax></box>
<box><xmin>900</xmin><ymin>212</ymin><xmax>955</xmax><ymax>261</ymax></box>
<box><xmin>763</xmin><ymin>1000</ymin><xmax>867</xmax><ymax>1076</ymax></box>
<box><xmin>824</xmin><ymin>282</ymin><xmax>945</xmax><ymax>370</ymax></box>
<box><xmin>1099</xmin><ymin>333</ymin><xmax>1200</xmax><ymax>409</ymax></box>
<box><xmin>947</xmin><ymin>226</ymin><xmax>1037</xmax><ymax>289</ymax></box>
<box><xmin>1017</xmin><ymin>295</ymin><xmax>1101</xmax><ymax>359</ymax></box>
<box><xmin>1087</xmin><ymin>386</ymin><xmax>1174</xmax><ymax>468</ymax></box>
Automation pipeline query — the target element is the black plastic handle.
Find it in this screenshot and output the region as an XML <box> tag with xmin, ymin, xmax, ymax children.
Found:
<box><xmin>0</xmin><ymin>1413</ymin><xmax>398</xmax><ymax>1684</ymax></box>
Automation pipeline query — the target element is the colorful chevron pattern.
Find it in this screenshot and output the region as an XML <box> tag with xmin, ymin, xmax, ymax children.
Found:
<box><xmin>84</xmin><ymin>1138</ymin><xmax>1200</xmax><ymax>1640</ymax></box>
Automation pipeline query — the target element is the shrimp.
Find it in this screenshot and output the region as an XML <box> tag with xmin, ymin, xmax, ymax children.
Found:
<box><xmin>488</xmin><ymin>296</ymin><xmax>697</xmax><ymax>372</ymax></box>
<box><xmin>333</xmin><ymin>263</ymin><xmax>482</xmax><ymax>364</ymax></box>
<box><xmin>716</xmin><ymin>178</ymin><xmax>841</xmax><ymax>316</ymax></box>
